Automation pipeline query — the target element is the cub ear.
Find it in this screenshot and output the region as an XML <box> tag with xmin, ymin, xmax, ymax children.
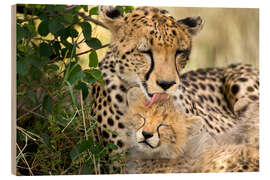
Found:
<box><xmin>127</xmin><ymin>87</ymin><xmax>145</xmax><ymax>107</ymax></box>
<box><xmin>177</xmin><ymin>16</ymin><xmax>204</xmax><ymax>36</ymax></box>
<box><xmin>99</xmin><ymin>6</ymin><xmax>124</xmax><ymax>33</ymax></box>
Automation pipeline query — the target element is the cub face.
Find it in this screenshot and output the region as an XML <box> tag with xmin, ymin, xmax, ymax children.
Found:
<box><xmin>126</xmin><ymin>87</ymin><xmax>200</xmax><ymax>159</ymax></box>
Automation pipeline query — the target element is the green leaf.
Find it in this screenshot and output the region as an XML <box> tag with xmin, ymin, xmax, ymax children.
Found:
<box><xmin>77</xmin><ymin>82</ymin><xmax>89</xmax><ymax>100</ymax></box>
<box><xmin>66</xmin><ymin>81</ymin><xmax>76</xmax><ymax>106</ymax></box>
<box><xmin>80</xmin><ymin>22</ymin><xmax>92</xmax><ymax>41</ymax></box>
<box><xmin>70</xmin><ymin>145</ymin><xmax>80</xmax><ymax>160</ymax></box>
<box><xmin>89</xmin><ymin>7</ymin><xmax>98</xmax><ymax>16</ymax></box>
<box><xmin>89</xmin><ymin>50</ymin><xmax>98</xmax><ymax>67</ymax></box>
<box><xmin>124</xmin><ymin>6</ymin><xmax>134</xmax><ymax>13</ymax></box>
<box><xmin>107</xmin><ymin>143</ymin><xmax>118</xmax><ymax>150</ymax></box>
<box><xmin>48</xmin><ymin>18</ymin><xmax>64</xmax><ymax>36</ymax></box>
<box><xmin>43</xmin><ymin>94</ymin><xmax>53</xmax><ymax>113</ymax></box>
<box><xmin>39</xmin><ymin>42</ymin><xmax>53</xmax><ymax>57</ymax></box>
<box><xmin>27</xmin><ymin>90</ymin><xmax>36</xmax><ymax>103</ymax></box>
<box><xmin>83</xmin><ymin>70</ymin><xmax>96</xmax><ymax>84</ymax></box>
<box><xmin>85</xmin><ymin>38</ymin><xmax>102</xmax><ymax>50</ymax></box>
<box><xmin>41</xmin><ymin>133</ymin><xmax>50</xmax><ymax>147</ymax></box>
<box><xmin>115</xmin><ymin>6</ymin><xmax>124</xmax><ymax>14</ymax></box>
<box><xmin>79</xmin><ymin>139</ymin><xmax>94</xmax><ymax>153</ymax></box>
<box><xmin>89</xmin><ymin>69</ymin><xmax>103</xmax><ymax>81</ymax></box>
<box><xmin>68</xmin><ymin>63</ymin><xmax>85</xmax><ymax>84</ymax></box>
<box><xmin>31</xmin><ymin>67</ymin><xmax>42</xmax><ymax>81</ymax></box>
<box><xmin>17</xmin><ymin>59</ymin><xmax>31</xmax><ymax>76</ymax></box>
<box><xmin>38</xmin><ymin>20</ymin><xmax>49</xmax><ymax>36</ymax></box>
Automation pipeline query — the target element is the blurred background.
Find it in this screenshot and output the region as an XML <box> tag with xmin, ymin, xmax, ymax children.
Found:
<box><xmin>164</xmin><ymin>7</ymin><xmax>259</xmax><ymax>72</ymax></box>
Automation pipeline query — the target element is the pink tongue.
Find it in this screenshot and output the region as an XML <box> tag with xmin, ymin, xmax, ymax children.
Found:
<box><xmin>145</xmin><ymin>93</ymin><xmax>169</xmax><ymax>107</ymax></box>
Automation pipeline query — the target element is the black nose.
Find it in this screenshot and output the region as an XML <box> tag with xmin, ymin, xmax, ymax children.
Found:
<box><xmin>156</xmin><ymin>80</ymin><xmax>176</xmax><ymax>90</ymax></box>
<box><xmin>142</xmin><ymin>131</ymin><xmax>153</xmax><ymax>139</ymax></box>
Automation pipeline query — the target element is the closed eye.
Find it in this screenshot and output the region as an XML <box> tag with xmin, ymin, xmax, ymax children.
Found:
<box><xmin>175</xmin><ymin>49</ymin><xmax>189</xmax><ymax>58</ymax></box>
<box><xmin>139</xmin><ymin>49</ymin><xmax>153</xmax><ymax>57</ymax></box>
<box><xmin>157</xmin><ymin>124</ymin><xmax>170</xmax><ymax>138</ymax></box>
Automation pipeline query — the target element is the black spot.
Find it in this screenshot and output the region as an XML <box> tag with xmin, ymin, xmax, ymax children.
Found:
<box><xmin>119</xmin><ymin>85</ymin><xmax>127</xmax><ymax>92</ymax></box>
<box><xmin>208</xmin><ymin>95</ymin><xmax>214</xmax><ymax>103</ymax></box>
<box><xmin>117</xmin><ymin>140</ymin><xmax>124</xmax><ymax>148</ymax></box>
<box><xmin>118</xmin><ymin>123</ymin><xmax>125</xmax><ymax>129</ymax></box>
<box><xmin>107</xmin><ymin>117</ymin><xmax>114</xmax><ymax>126</ymax></box>
<box><xmin>97</xmin><ymin>115</ymin><xmax>102</xmax><ymax>123</ymax></box>
<box><xmin>111</xmin><ymin>85</ymin><xmax>117</xmax><ymax>90</ymax></box>
<box><xmin>102</xmin><ymin>130</ymin><xmax>110</xmax><ymax>139</ymax></box>
<box><xmin>116</xmin><ymin>110</ymin><xmax>124</xmax><ymax>116</ymax></box>
<box><xmin>215</xmin><ymin>127</ymin><xmax>220</xmax><ymax>133</ymax></box>
<box><xmin>185</xmin><ymin>108</ymin><xmax>189</xmax><ymax>114</ymax></box>
<box><xmin>231</xmin><ymin>84</ymin><xmax>240</xmax><ymax>95</ymax></box>
<box><xmin>199</xmin><ymin>83</ymin><xmax>206</xmax><ymax>90</ymax></box>
<box><xmin>107</xmin><ymin>95</ymin><xmax>112</xmax><ymax>102</ymax></box>
<box><xmin>197</xmin><ymin>69</ymin><xmax>207</xmax><ymax>76</ymax></box>
<box><xmin>243</xmin><ymin>165</ymin><xmax>249</xmax><ymax>170</ymax></box>
<box><xmin>121</xmin><ymin>55</ymin><xmax>126</xmax><ymax>59</ymax></box>
<box><xmin>179</xmin><ymin>94</ymin><xmax>183</xmax><ymax>100</ymax></box>
<box><xmin>247</xmin><ymin>86</ymin><xmax>254</xmax><ymax>92</ymax></box>
<box><xmin>208</xmin><ymin>84</ymin><xmax>215</xmax><ymax>92</ymax></box>
<box><xmin>103</xmin><ymin>110</ymin><xmax>107</xmax><ymax>116</ymax></box>
<box><xmin>150</xmin><ymin>30</ymin><xmax>154</xmax><ymax>34</ymax></box>
<box><xmin>172</xmin><ymin>29</ymin><xmax>176</xmax><ymax>36</ymax></box>
<box><xmin>98</xmin><ymin>105</ymin><xmax>102</xmax><ymax>110</ymax></box>
<box><xmin>112</xmin><ymin>134</ymin><xmax>117</xmax><ymax>138</ymax></box>
<box><xmin>102</xmin><ymin>90</ymin><xmax>107</xmax><ymax>97</ymax></box>
<box><xmin>182</xmin><ymin>81</ymin><xmax>190</xmax><ymax>87</ymax></box>
<box><xmin>191</xmin><ymin>83</ymin><xmax>199</xmax><ymax>89</ymax></box>
<box><xmin>238</xmin><ymin>77</ymin><xmax>248</xmax><ymax>82</ymax></box>
<box><xmin>116</xmin><ymin>94</ymin><xmax>123</xmax><ymax>103</ymax></box>
<box><xmin>115</xmin><ymin>115</ymin><xmax>120</xmax><ymax>120</ymax></box>
<box><xmin>105</xmin><ymin>79</ymin><xmax>110</xmax><ymax>85</ymax></box>
<box><xmin>109</xmin><ymin>107</ymin><xmax>114</xmax><ymax>114</ymax></box>
<box><xmin>216</xmin><ymin>97</ymin><xmax>221</xmax><ymax>106</ymax></box>
<box><xmin>190</xmin><ymin>77</ymin><xmax>197</xmax><ymax>82</ymax></box>
<box><xmin>92</xmin><ymin>87</ymin><xmax>96</xmax><ymax>95</ymax></box>
<box><xmin>204</xmin><ymin>118</ymin><xmax>213</xmax><ymax>129</ymax></box>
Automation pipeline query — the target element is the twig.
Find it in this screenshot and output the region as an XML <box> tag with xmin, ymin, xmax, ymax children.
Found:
<box><xmin>76</xmin><ymin>43</ymin><xmax>110</xmax><ymax>56</ymax></box>
<box><xmin>61</xmin><ymin>109</ymin><xmax>79</xmax><ymax>133</ymax></box>
<box><xmin>80</xmin><ymin>90</ymin><xmax>88</xmax><ymax>140</ymax></box>
<box><xmin>17</xmin><ymin>126</ymin><xmax>41</xmax><ymax>141</ymax></box>
<box><xmin>16</xmin><ymin>136</ymin><xmax>28</xmax><ymax>159</ymax></box>
<box><xmin>16</xmin><ymin>143</ymin><xmax>34</xmax><ymax>176</ymax></box>
<box><xmin>17</xmin><ymin>104</ymin><xmax>42</xmax><ymax>121</ymax></box>
<box><xmin>22</xmin><ymin>107</ymin><xmax>48</xmax><ymax>120</ymax></box>
<box><xmin>77</xmin><ymin>12</ymin><xmax>108</xmax><ymax>30</ymax></box>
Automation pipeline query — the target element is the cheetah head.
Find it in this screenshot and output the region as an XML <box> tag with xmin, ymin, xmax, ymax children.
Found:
<box><xmin>99</xmin><ymin>6</ymin><xmax>204</xmax><ymax>106</ymax></box>
<box><xmin>126</xmin><ymin>87</ymin><xmax>201</xmax><ymax>159</ymax></box>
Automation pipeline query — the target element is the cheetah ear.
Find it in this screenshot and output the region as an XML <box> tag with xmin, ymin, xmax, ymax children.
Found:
<box><xmin>177</xmin><ymin>16</ymin><xmax>204</xmax><ymax>36</ymax></box>
<box><xmin>99</xmin><ymin>6</ymin><xmax>124</xmax><ymax>33</ymax></box>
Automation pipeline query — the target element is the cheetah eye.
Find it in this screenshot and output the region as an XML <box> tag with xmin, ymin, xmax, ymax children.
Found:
<box><xmin>138</xmin><ymin>49</ymin><xmax>153</xmax><ymax>57</ymax></box>
<box><xmin>157</xmin><ymin>124</ymin><xmax>170</xmax><ymax>138</ymax></box>
<box><xmin>175</xmin><ymin>49</ymin><xmax>189</xmax><ymax>58</ymax></box>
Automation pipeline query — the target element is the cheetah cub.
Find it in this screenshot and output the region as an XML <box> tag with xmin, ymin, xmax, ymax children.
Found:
<box><xmin>124</xmin><ymin>87</ymin><xmax>259</xmax><ymax>173</ymax></box>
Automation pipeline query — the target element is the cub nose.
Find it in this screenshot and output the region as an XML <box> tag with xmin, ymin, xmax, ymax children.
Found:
<box><xmin>156</xmin><ymin>80</ymin><xmax>176</xmax><ymax>90</ymax></box>
<box><xmin>142</xmin><ymin>131</ymin><xmax>153</xmax><ymax>139</ymax></box>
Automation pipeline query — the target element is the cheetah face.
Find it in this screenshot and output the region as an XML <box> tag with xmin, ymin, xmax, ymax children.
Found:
<box><xmin>99</xmin><ymin>6</ymin><xmax>204</xmax><ymax>105</ymax></box>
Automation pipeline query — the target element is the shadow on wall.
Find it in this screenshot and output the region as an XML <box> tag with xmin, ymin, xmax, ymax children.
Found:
<box><xmin>161</xmin><ymin>7</ymin><xmax>259</xmax><ymax>71</ymax></box>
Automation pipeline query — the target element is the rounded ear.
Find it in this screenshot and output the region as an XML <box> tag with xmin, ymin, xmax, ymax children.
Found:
<box><xmin>127</xmin><ymin>87</ymin><xmax>144</xmax><ymax>106</ymax></box>
<box><xmin>99</xmin><ymin>6</ymin><xmax>124</xmax><ymax>33</ymax></box>
<box><xmin>178</xmin><ymin>16</ymin><xmax>204</xmax><ymax>36</ymax></box>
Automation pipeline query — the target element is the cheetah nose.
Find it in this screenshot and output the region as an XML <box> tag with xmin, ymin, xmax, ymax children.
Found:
<box><xmin>142</xmin><ymin>131</ymin><xmax>154</xmax><ymax>139</ymax></box>
<box><xmin>156</xmin><ymin>80</ymin><xmax>176</xmax><ymax>90</ymax></box>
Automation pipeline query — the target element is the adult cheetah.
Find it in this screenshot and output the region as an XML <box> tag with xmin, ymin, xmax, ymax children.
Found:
<box><xmin>90</xmin><ymin>6</ymin><xmax>259</xmax><ymax>170</ymax></box>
